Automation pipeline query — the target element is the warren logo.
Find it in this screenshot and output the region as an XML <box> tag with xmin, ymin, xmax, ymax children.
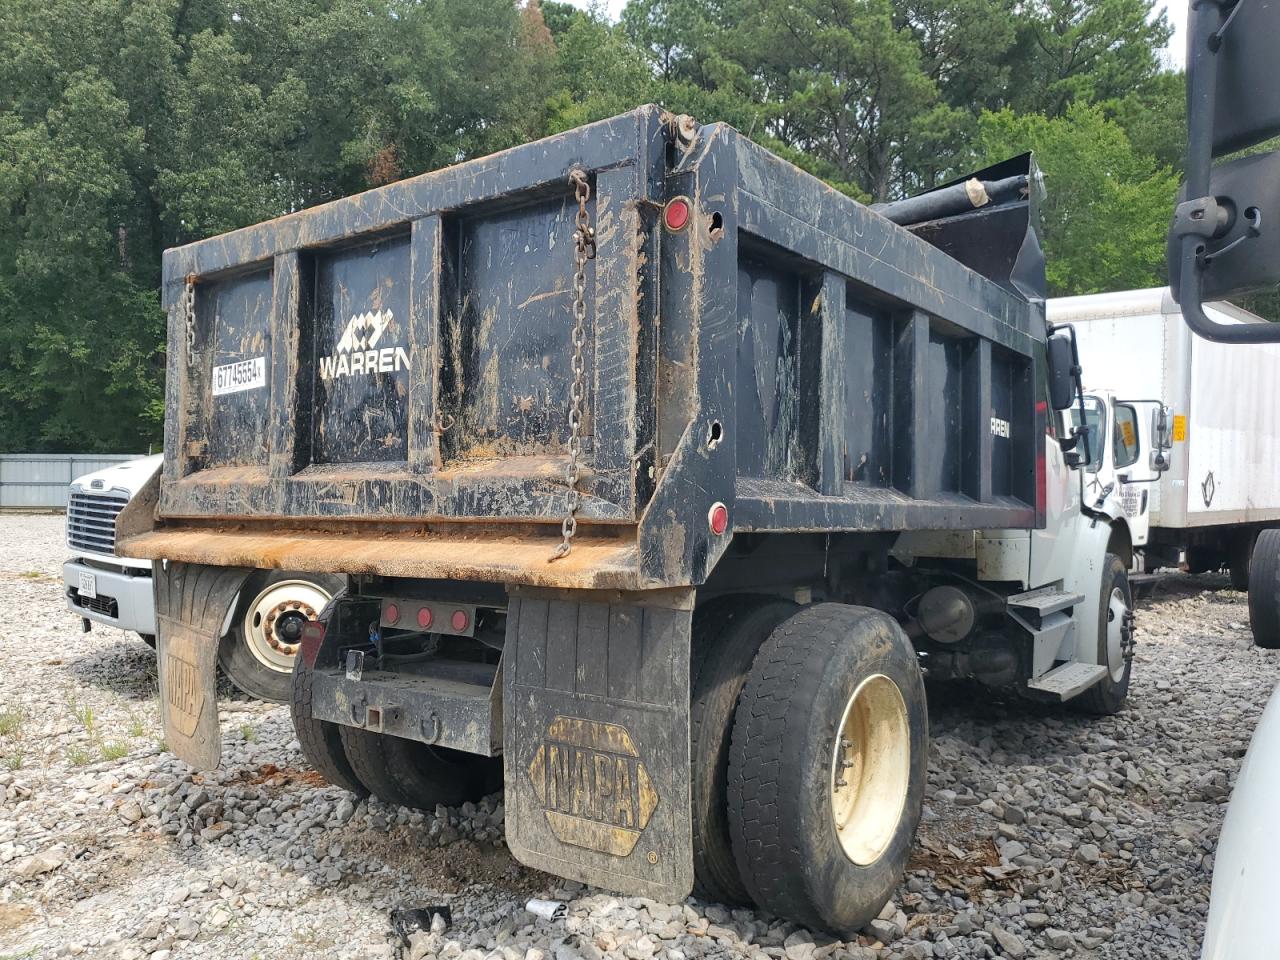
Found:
<box><xmin>527</xmin><ymin>716</ymin><xmax>659</xmax><ymax>858</ymax></box>
<box><xmin>319</xmin><ymin>309</ymin><xmax>410</xmax><ymax>381</ymax></box>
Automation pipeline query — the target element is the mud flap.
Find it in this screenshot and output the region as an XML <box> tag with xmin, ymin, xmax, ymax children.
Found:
<box><xmin>504</xmin><ymin>588</ymin><xmax>694</xmax><ymax>901</ymax></box>
<box><xmin>154</xmin><ymin>561</ymin><xmax>253</xmax><ymax>770</ymax></box>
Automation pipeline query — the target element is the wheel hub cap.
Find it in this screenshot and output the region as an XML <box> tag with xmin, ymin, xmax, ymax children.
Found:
<box><xmin>830</xmin><ymin>674</ymin><xmax>911</xmax><ymax>866</ymax></box>
<box><xmin>1105</xmin><ymin>586</ymin><xmax>1133</xmax><ymax>683</ymax></box>
<box><xmin>242</xmin><ymin>581</ymin><xmax>332</xmax><ymax>674</ymax></box>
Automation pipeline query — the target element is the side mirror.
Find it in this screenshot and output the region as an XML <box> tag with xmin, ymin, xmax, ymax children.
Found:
<box><xmin>1168</xmin><ymin>0</ymin><xmax>1280</xmax><ymax>343</ymax></box>
<box><xmin>1047</xmin><ymin>333</ymin><xmax>1077</xmax><ymax>410</ymax></box>
<box><xmin>1151</xmin><ymin>404</ymin><xmax>1172</xmax><ymax>473</ymax></box>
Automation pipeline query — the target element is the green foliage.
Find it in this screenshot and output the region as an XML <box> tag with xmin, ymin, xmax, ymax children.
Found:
<box><xmin>0</xmin><ymin>0</ymin><xmax>1193</xmax><ymax>451</ymax></box>
<box><xmin>978</xmin><ymin>104</ymin><xmax>1179</xmax><ymax>295</ymax></box>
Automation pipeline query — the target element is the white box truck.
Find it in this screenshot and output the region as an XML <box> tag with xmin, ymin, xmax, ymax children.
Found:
<box><xmin>1050</xmin><ymin>287</ymin><xmax>1280</xmax><ymax>645</ymax></box>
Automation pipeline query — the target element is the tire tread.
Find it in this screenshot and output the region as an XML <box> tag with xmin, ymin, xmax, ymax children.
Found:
<box><xmin>289</xmin><ymin>664</ymin><xmax>368</xmax><ymax>797</ymax></box>
<box><xmin>1249</xmin><ymin>529</ymin><xmax>1280</xmax><ymax>648</ymax></box>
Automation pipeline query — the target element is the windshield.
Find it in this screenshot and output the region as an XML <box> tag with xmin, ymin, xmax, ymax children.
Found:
<box><xmin>1068</xmin><ymin>396</ymin><xmax>1106</xmax><ymax>473</ymax></box>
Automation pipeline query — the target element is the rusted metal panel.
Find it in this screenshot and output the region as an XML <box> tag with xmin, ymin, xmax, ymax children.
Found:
<box><xmin>119</xmin><ymin>524</ymin><xmax>646</xmax><ymax>591</ymax></box>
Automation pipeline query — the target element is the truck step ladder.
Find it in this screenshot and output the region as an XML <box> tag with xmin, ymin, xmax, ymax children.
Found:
<box><xmin>1007</xmin><ymin>587</ymin><xmax>1085</xmax><ymax>618</ymax></box>
<box><xmin>1026</xmin><ymin>661</ymin><xmax>1108</xmax><ymax>700</ymax></box>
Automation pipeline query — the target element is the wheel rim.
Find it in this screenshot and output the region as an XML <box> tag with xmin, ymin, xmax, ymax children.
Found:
<box><xmin>1105</xmin><ymin>586</ymin><xmax>1130</xmax><ymax>683</ymax></box>
<box><xmin>830</xmin><ymin>673</ymin><xmax>911</xmax><ymax>866</ymax></box>
<box><xmin>240</xmin><ymin>580</ymin><xmax>332</xmax><ymax>674</ymax></box>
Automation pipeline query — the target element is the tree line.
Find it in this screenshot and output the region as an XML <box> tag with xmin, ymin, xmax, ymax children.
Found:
<box><xmin>0</xmin><ymin>0</ymin><xmax>1182</xmax><ymax>452</ymax></box>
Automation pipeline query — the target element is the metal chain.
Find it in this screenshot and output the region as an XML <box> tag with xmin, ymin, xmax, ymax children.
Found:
<box><xmin>183</xmin><ymin>274</ymin><xmax>197</xmax><ymax>367</ymax></box>
<box><xmin>551</xmin><ymin>170</ymin><xmax>596</xmax><ymax>561</ymax></box>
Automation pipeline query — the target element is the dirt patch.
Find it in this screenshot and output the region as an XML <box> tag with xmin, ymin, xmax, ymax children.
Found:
<box><xmin>232</xmin><ymin>763</ymin><xmax>330</xmax><ymax>789</ymax></box>
<box><xmin>0</xmin><ymin>903</ymin><xmax>36</xmax><ymax>934</ymax></box>
<box><xmin>343</xmin><ymin>827</ymin><xmax>542</xmax><ymax>896</ymax></box>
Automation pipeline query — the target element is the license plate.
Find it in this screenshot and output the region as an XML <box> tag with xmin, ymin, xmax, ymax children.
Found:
<box><xmin>78</xmin><ymin>571</ymin><xmax>97</xmax><ymax>600</ymax></box>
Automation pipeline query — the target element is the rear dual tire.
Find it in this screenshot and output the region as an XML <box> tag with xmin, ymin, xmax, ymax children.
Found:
<box><xmin>725</xmin><ymin>604</ymin><xmax>927</xmax><ymax>936</ymax></box>
<box><xmin>289</xmin><ymin>602</ymin><xmax>499</xmax><ymax>809</ymax></box>
<box><xmin>337</xmin><ymin>726</ymin><xmax>501</xmax><ymax>811</ymax></box>
<box><xmin>689</xmin><ymin>595</ymin><xmax>798</xmax><ymax>904</ymax></box>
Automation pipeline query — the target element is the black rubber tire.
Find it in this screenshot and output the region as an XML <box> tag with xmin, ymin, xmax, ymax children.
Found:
<box><xmin>1230</xmin><ymin>531</ymin><xmax>1258</xmax><ymax>592</ymax></box>
<box><xmin>1248</xmin><ymin>529</ymin><xmax>1280</xmax><ymax>648</ymax></box>
<box><xmin>726</xmin><ymin>604</ymin><xmax>928</xmax><ymax>936</ymax></box>
<box><xmin>338</xmin><ymin>725</ymin><xmax>501</xmax><ymax>811</ymax></box>
<box><xmin>218</xmin><ymin>571</ymin><xmax>346</xmax><ymax>703</ymax></box>
<box><xmin>689</xmin><ymin>595</ymin><xmax>798</xmax><ymax>906</ymax></box>
<box><xmin>290</xmin><ymin>656</ymin><xmax>369</xmax><ymax>797</ymax></box>
<box><xmin>1074</xmin><ymin>553</ymin><xmax>1133</xmax><ymax>716</ymax></box>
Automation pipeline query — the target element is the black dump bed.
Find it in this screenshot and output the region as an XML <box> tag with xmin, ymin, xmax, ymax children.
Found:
<box><xmin>123</xmin><ymin>105</ymin><xmax>1046</xmax><ymax>589</ymax></box>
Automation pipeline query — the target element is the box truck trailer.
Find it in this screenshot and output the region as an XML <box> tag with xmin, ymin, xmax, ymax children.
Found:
<box><xmin>1053</xmin><ymin>288</ymin><xmax>1280</xmax><ymax>646</ymax></box>
<box><xmin>118</xmin><ymin>106</ymin><xmax>1153</xmax><ymax>934</ymax></box>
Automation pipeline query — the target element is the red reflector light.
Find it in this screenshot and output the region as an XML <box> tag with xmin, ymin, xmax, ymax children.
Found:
<box><xmin>664</xmin><ymin>198</ymin><xmax>690</xmax><ymax>231</ymax></box>
<box><xmin>451</xmin><ymin>609</ymin><xmax>469</xmax><ymax>631</ymax></box>
<box><xmin>708</xmin><ymin>502</ymin><xmax>729</xmax><ymax>536</ymax></box>
<box><xmin>417</xmin><ymin>606</ymin><xmax>433</xmax><ymax>629</ymax></box>
<box><xmin>300</xmin><ymin>621</ymin><xmax>326</xmax><ymax>667</ymax></box>
<box><xmin>385</xmin><ymin>603</ymin><xmax>400</xmax><ymax>624</ymax></box>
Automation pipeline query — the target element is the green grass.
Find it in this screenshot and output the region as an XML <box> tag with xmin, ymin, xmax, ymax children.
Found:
<box><xmin>240</xmin><ymin>723</ymin><xmax>257</xmax><ymax>743</ymax></box>
<box><xmin>100</xmin><ymin>741</ymin><xmax>128</xmax><ymax>761</ymax></box>
<box><xmin>66</xmin><ymin>745</ymin><xmax>92</xmax><ymax>766</ymax></box>
<box><xmin>17</xmin><ymin>570</ymin><xmax>45</xmax><ymax>579</ymax></box>
<box><xmin>0</xmin><ymin>709</ymin><xmax>22</xmax><ymax>738</ymax></box>
<box><xmin>126</xmin><ymin>712</ymin><xmax>146</xmax><ymax>738</ymax></box>
<box><xmin>156</xmin><ymin>738</ymin><xmax>169</xmax><ymax>754</ymax></box>
<box><xmin>4</xmin><ymin>750</ymin><xmax>25</xmax><ymax>771</ymax></box>
<box><xmin>69</xmin><ymin>700</ymin><xmax>95</xmax><ymax>737</ymax></box>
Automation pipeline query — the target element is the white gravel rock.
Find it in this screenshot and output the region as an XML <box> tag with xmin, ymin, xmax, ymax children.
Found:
<box><xmin>0</xmin><ymin>516</ymin><xmax>1272</xmax><ymax>959</ymax></box>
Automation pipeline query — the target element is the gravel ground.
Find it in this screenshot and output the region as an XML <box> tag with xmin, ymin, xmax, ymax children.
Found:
<box><xmin>1</xmin><ymin>513</ymin><xmax>1275</xmax><ymax>960</ymax></box>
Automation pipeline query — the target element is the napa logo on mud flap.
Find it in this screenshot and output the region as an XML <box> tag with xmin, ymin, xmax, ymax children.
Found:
<box><xmin>527</xmin><ymin>716</ymin><xmax>659</xmax><ymax>858</ymax></box>
<box><xmin>319</xmin><ymin>309</ymin><xmax>410</xmax><ymax>380</ymax></box>
<box><xmin>163</xmin><ymin>650</ymin><xmax>203</xmax><ymax>738</ymax></box>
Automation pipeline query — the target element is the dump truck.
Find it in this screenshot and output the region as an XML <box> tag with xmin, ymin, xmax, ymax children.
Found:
<box><xmin>119</xmin><ymin>106</ymin><xmax>1145</xmax><ymax>935</ymax></box>
<box><xmin>1055</xmin><ymin>289</ymin><xmax>1280</xmax><ymax>648</ymax></box>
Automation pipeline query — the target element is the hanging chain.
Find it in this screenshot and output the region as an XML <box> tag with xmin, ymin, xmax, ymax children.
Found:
<box><xmin>551</xmin><ymin>169</ymin><xmax>596</xmax><ymax>561</ymax></box>
<box><xmin>183</xmin><ymin>274</ymin><xmax>198</xmax><ymax>367</ymax></box>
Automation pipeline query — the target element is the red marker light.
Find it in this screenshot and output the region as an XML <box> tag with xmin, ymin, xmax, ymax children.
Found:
<box><xmin>300</xmin><ymin>621</ymin><xmax>327</xmax><ymax>667</ymax></box>
<box><xmin>451</xmin><ymin>609</ymin><xmax>470</xmax><ymax>631</ymax></box>
<box><xmin>708</xmin><ymin>502</ymin><xmax>729</xmax><ymax>536</ymax></box>
<box><xmin>417</xmin><ymin>606</ymin><xmax>433</xmax><ymax>629</ymax></box>
<box><xmin>664</xmin><ymin>198</ymin><xmax>691</xmax><ymax>231</ymax></box>
<box><xmin>385</xmin><ymin>603</ymin><xmax>400</xmax><ymax>624</ymax></box>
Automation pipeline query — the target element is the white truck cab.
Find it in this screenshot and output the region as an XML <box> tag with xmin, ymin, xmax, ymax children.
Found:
<box><xmin>63</xmin><ymin>454</ymin><xmax>344</xmax><ymax>702</ymax></box>
<box><xmin>1071</xmin><ymin>390</ymin><xmax>1173</xmax><ymax>557</ymax></box>
<box><xmin>64</xmin><ymin>454</ymin><xmax>164</xmax><ymax>640</ymax></box>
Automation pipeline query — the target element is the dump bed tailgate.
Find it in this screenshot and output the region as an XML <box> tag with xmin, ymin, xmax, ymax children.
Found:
<box><xmin>158</xmin><ymin>110</ymin><xmax>665</xmax><ymax>527</ymax></box>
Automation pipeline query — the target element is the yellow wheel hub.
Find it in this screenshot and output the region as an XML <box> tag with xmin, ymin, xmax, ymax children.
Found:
<box><xmin>830</xmin><ymin>673</ymin><xmax>911</xmax><ymax>866</ymax></box>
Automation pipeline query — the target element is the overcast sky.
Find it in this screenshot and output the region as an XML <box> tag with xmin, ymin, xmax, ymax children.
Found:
<box><xmin>560</xmin><ymin>0</ymin><xmax>1189</xmax><ymax>69</ymax></box>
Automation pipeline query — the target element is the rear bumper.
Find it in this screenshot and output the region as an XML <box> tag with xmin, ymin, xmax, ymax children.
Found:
<box><xmin>118</xmin><ymin>526</ymin><xmax>645</xmax><ymax>590</ymax></box>
<box><xmin>63</xmin><ymin>558</ymin><xmax>157</xmax><ymax>636</ymax></box>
